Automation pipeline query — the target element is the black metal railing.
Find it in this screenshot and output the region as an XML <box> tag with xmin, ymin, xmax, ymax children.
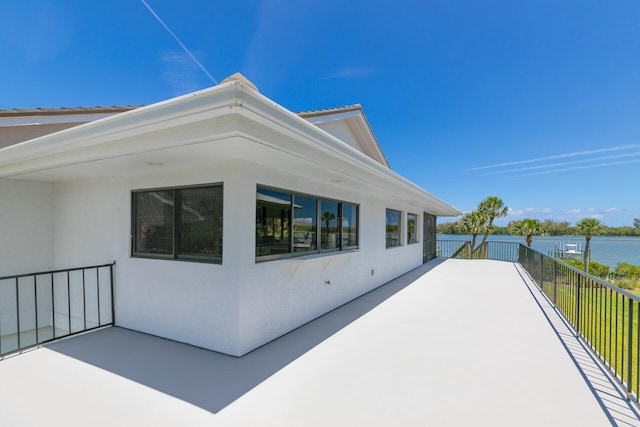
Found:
<box><xmin>518</xmin><ymin>245</ymin><xmax>640</xmax><ymax>403</ymax></box>
<box><xmin>437</xmin><ymin>237</ymin><xmax>640</xmax><ymax>403</ymax></box>
<box><xmin>0</xmin><ymin>262</ymin><xmax>115</xmax><ymax>357</ymax></box>
<box><xmin>436</xmin><ymin>240</ymin><xmax>519</xmax><ymax>262</ymax></box>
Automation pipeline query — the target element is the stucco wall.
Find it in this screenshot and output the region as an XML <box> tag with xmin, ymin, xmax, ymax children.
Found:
<box><xmin>47</xmin><ymin>159</ymin><xmax>426</xmax><ymax>356</ymax></box>
<box><xmin>0</xmin><ymin>180</ymin><xmax>54</xmax><ymax>275</ymax></box>
<box><xmin>0</xmin><ymin>180</ymin><xmax>54</xmax><ymax>340</ymax></box>
<box><xmin>234</xmin><ymin>162</ymin><xmax>423</xmax><ymax>354</ymax></box>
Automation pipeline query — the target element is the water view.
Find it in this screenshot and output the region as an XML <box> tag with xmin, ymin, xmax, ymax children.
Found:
<box><xmin>438</xmin><ymin>234</ymin><xmax>640</xmax><ymax>268</ymax></box>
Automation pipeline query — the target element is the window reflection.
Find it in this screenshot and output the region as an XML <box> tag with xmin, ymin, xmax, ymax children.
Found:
<box><xmin>386</xmin><ymin>209</ymin><xmax>401</xmax><ymax>248</ymax></box>
<box><xmin>256</xmin><ymin>188</ymin><xmax>291</xmax><ymax>257</ymax></box>
<box><xmin>320</xmin><ymin>200</ymin><xmax>339</xmax><ymax>251</ymax></box>
<box><xmin>256</xmin><ymin>186</ymin><xmax>359</xmax><ymax>260</ymax></box>
<box><xmin>293</xmin><ymin>195</ymin><xmax>317</xmax><ymax>253</ymax></box>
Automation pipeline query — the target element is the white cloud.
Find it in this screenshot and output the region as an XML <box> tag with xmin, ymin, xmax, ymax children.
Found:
<box><xmin>160</xmin><ymin>51</ymin><xmax>204</xmax><ymax>96</ymax></box>
<box><xmin>321</xmin><ymin>66</ymin><xmax>376</xmax><ymax>80</ymax></box>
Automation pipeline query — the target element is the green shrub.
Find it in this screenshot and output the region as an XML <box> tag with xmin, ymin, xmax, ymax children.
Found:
<box><xmin>588</xmin><ymin>261</ymin><xmax>610</xmax><ymax>279</ymax></box>
<box><xmin>560</xmin><ymin>258</ymin><xmax>584</xmax><ymax>270</ymax></box>
<box><xmin>612</xmin><ymin>278</ymin><xmax>640</xmax><ymax>291</ymax></box>
<box><xmin>558</xmin><ymin>258</ymin><xmax>609</xmax><ymax>279</ymax></box>
<box><xmin>614</xmin><ymin>262</ymin><xmax>640</xmax><ymax>279</ymax></box>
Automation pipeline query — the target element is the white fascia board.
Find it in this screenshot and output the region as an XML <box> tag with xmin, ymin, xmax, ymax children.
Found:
<box><xmin>303</xmin><ymin>110</ymin><xmax>361</xmax><ymax>125</ymax></box>
<box><xmin>0</xmin><ymin>83</ymin><xmax>241</xmax><ymax>171</ymax></box>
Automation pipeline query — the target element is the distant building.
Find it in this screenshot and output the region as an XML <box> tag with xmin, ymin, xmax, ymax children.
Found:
<box><xmin>0</xmin><ymin>73</ymin><xmax>459</xmax><ymax>356</ymax></box>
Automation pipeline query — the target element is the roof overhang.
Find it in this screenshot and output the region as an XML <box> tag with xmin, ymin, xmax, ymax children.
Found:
<box><xmin>299</xmin><ymin>105</ymin><xmax>390</xmax><ymax>168</ymax></box>
<box><xmin>0</xmin><ymin>81</ymin><xmax>460</xmax><ymax>217</ymax></box>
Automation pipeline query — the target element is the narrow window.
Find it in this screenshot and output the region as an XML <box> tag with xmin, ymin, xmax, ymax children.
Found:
<box><xmin>386</xmin><ymin>209</ymin><xmax>401</xmax><ymax>248</ymax></box>
<box><xmin>293</xmin><ymin>195</ymin><xmax>317</xmax><ymax>253</ymax></box>
<box><xmin>407</xmin><ymin>213</ymin><xmax>418</xmax><ymax>244</ymax></box>
<box><xmin>256</xmin><ymin>188</ymin><xmax>291</xmax><ymax>257</ymax></box>
<box><xmin>320</xmin><ymin>200</ymin><xmax>339</xmax><ymax>251</ymax></box>
<box><xmin>341</xmin><ymin>203</ymin><xmax>358</xmax><ymax>249</ymax></box>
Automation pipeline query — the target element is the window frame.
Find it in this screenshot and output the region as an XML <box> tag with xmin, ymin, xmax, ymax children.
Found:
<box><xmin>385</xmin><ymin>208</ymin><xmax>402</xmax><ymax>249</ymax></box>
<box><xmin>341</xmin><ymin>202</ymin><xmax>359</xmax><ymax>250</ymax></box>
<box><xmin>131</xmin><ymin>183</ymin><xmax>223</xmax><ymax>264</ymax></box>
<box><xmin>256</xmin><ymin>185</ymin><xmax>359</xmax><ymax>261</ymax></box>
<box><xmin>407</xmin><ymin>212</ymin><xmax>419</xmax><ymax>245</ymax></box>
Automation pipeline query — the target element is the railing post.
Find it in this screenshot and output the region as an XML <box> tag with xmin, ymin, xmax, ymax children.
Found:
<box><xmin>50</xmin><ymin>272</ymin><xmax>56</xmax><ymax>339</ymax></box>
<box><xmin>110</xmin><ymin>262</ymin><xmax>116</xmax><ymax>326</ymax></box>
<box><xmin>553</xmin><ymin>261</ymin><xmax>557</xmax><ymax>306</ymax></box>
<box><xmin>627</xmin><ymin>298</ymin><xmax>634</xmax><ymax>400</ymax></box>
<box><xmin>96</xmin><ymin>268</ymin><xmax>101</xmax><ymax>326</ymax></box>
<box><xmin>82</xmin><ymin>269</ymin><xmax>87</xmax><ymax>330</ymax></box>
<box><xmin>67</xmin><ymin>271</ymin><xmax>71</xmax><ymax>334</ymax></box>
<box><xmin>15</xmin><ymin>277</ymin><xmax>21</xmax><ymax>351</ymax></box>
<box><xmin>576</xmin><ymin>273</ymin><xmax>581</xmax><ymax>336</ymax></box>
<box><xmin>33</xmin><ymin>274</ymin><xmax>39</xmax><ymax>346</ymax></box>
<box><xmin>539</xmin><ymin>253</ymin><xmax>544</xmax><ymax>288</ymax></box>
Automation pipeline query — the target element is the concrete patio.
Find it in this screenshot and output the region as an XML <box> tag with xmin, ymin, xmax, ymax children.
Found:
<box><xmin>1</xmin><ymin>259</ymin><xmax>639</xmax><ymax>426</ymax></box>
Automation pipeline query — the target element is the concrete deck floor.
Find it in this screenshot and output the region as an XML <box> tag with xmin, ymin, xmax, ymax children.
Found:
<box><xmin>1</xmin><ymin>259</ymin><xmax>639</xmax><ymax>426</ymax></box>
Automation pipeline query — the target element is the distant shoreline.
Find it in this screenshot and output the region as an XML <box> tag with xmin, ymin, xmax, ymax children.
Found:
<box><xmin>437</xmin><ymin>234</ymin><xmax>640</xmax><ymax>269</ymax></box>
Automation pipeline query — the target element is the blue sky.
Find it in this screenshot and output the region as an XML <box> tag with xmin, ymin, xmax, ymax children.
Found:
<box><xmin>1</xmin><ymin>0</ymin><xmax>639</xmax><ymax>227</ymax></box>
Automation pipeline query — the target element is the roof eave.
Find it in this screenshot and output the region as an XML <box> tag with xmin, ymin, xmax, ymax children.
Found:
<box><xmin>0</xmin><ymin>81</ymin><xmax>459</xmax><ymax>216</ymax></box>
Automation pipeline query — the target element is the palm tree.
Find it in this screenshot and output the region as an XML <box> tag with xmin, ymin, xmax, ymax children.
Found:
<box><xmin>575</xmin><ymin>218</ymin><xmax>605</xmax><ymax>274</ymax></box>
<box><xmin>477</xmin><ymin>196</ymin><xmax>508</xmax><ymax>248</ymax></box>
<box><xmin>460</xmin><ymin>211</ymin><xmax>487</xmax><ymax>257</ymax></box>
<box><xmin>510</xmin><ymin>218</ymin><xmax>546</xmax><ymax>247</ymax></box>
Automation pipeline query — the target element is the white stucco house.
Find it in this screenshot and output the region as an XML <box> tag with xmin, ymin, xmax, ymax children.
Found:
<box><xmin>0</xmin><ymin>73</ymin><xmax>459</xmax><ymax>356</ymax></box>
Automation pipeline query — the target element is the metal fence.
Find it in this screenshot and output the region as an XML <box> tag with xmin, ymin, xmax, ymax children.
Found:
<box><xmin>518</xmin><ymin>245</ymin><xmax>640</xmax><ymax>403</ymax></box>
<box><xmin>437</xmin><ymin>238</ymin><xmax>640</xmax><ymax>403</ymax></box>
<box><xmin>0</xmin><ymin>263</ymin><xmax>115</xmax><ymax>357</ymax></box>
<box><xmin>436</xmin><ymin>240</ymin><xmax>519</xmax><ymax>262</ymax></box>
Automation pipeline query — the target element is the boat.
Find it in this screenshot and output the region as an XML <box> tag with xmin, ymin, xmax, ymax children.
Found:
<box><xmin>554</xmin><ymin>242</ymin><xmax>583</xmax><ymax>260</ymax></box>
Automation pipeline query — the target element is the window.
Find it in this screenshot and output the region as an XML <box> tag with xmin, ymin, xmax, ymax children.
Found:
<box><xmin>256</xmin><ymin>186</ymin><xmax>359</xmax><ymax>260</ymax></box>
<box><xmin>320</xmin><ymin>200</ymin><xmax>339</xmax><ymax>251</ymax></box>
<box><xmin>293</xmin><ymin>195</ymin><xmax>317</xmax><ymax>254</ymax></box>
<box><xmin>256</xmin><ymin>188</ymin><xmax>291</xmax><ymax>257</ymax></box>
<box><xmin>407</xmin><ymin>213</ymin><xmax>418</xmax><ymax>244</ymax></box>
<box><xmin>386</xmin><ymin>209</ymin><xmax>401</xmax><ymax>248</ymax></box>
<box><xmin>132</xmin><ymin>184</ymin><xmax>223</xmax><ymax>262</ymax></box>
<box><xmin>341</xmin><ymin>203</ymin><xmax>358</xmax><ymax>249</ymax></box>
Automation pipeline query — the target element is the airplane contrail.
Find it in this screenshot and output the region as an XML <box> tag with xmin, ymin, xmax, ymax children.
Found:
<box><xmin>465</xmin><ymin>144</ymin><xmax>640</xmax><ymax>171</ymax></box>
<box><xmin>139</xmin><ymin>0</ymin><xmax>218</xmax><ymax>85</ymax></box>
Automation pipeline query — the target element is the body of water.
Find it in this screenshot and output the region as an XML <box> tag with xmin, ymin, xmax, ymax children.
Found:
<box><xmin>438</xmin><ymin>234</ymin><xmax>640</xmax><ymax>269</ymax></box>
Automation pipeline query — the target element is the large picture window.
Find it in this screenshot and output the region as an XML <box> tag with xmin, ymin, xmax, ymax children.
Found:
<box><xmin>132</xmin><ymin>184</ymin><xmax>223</xmax><ymax>263</ymax></box>
<box><xmin>386</xmin><ymin>209</ymin><xmax>401</xmax><ymax>248</ymax></box>
<box><xmin>256</xmin><ymin>186</ymin><xmax>359</xmax><ymax>260</ymax></box>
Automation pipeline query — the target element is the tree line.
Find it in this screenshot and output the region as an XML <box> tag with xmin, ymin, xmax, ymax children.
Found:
<box><xmin>438</xmin><ymin>217</ymin><xmax>640</xmax><ymax>237</ymax></box>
